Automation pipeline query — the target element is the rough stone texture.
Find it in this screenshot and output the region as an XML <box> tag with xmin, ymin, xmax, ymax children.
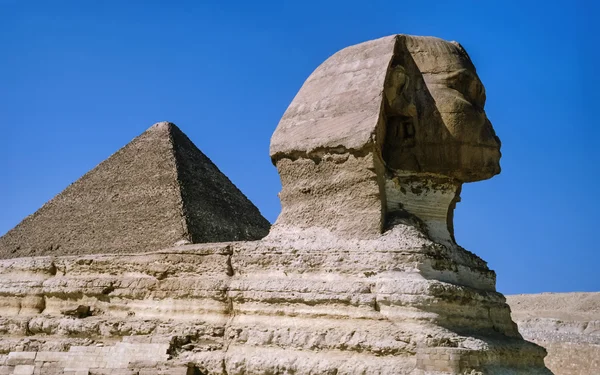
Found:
<box><xmin>271</xmin><ymin>35</ymin><xmax>500</xmax><ymax>181</ymax></box>
<box><xmin>0</xmin><ymin>343</ymin><xmax>187</xmax><ymax>375</ymax></box>
<box><xmin>0</xmin><ymin>122</ymin><xmax>270</xmax><ymax>259</ymax></box>
<box><xmin>0</xmin><ymin>240</ymin><xmax>549</xmax><ymax>374</ymax></box>
<box><xmin>270</xmin><ymin>34</ymin><xmax>500</xmax><ymax>239</ymax></box>
<box><xmin>0</xmin><ymin>34</ymin><xmax>552</xmax><ymax>374</ymax></box>
<box><xmin>507</xmin><ymin>293</ymin><xmax>600</xmax><ymax>375</ymax></box>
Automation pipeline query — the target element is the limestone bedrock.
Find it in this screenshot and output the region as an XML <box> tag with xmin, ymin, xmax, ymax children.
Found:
<box><xmin>507</xmin><ymin>293</ymin><xmax>600</xmax><ymax>375</ymax></box>
<box><xmin>0</xmin><ymin>34</ymin><xmax>551</xmax><ymax>375</ymax></box>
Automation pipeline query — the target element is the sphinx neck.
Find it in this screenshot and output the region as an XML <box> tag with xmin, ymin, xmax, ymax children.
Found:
<box><xmin>384</xmin><ymin>172</ymin><xmax>461</xmax><ymax>246</ymax></box>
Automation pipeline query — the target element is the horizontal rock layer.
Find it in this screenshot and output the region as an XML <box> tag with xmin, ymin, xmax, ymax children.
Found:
<box><xmin>0</xmin><ymin>232</ymin><xmax>548</xmax><ymax>374</ymax></box>
<box><xmin>507</xmin><ymin>293</ymin><xmax>600</xmax><ymax>375</ymax></box>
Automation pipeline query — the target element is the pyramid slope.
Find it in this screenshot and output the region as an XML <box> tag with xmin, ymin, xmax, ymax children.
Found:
<box><xmin>170</xmin><ymin>125</ymin><xmax>270</xmax><ymax>243</ymax></box>
<box><xmin>0</xmin><ymin>122</ymin><xmax>270</xmax><ymax>259</ymax></box>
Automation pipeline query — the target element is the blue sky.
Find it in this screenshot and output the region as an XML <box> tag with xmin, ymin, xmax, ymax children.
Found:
<box><xmin>0</xmin><ymin>1</ymin><xmax>597</xmax><ymax>294</ymax></box>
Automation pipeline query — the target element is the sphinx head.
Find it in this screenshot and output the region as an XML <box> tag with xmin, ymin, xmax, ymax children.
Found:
<box><xmin>270</xmin><ymin>35</ymin><xmax>501</xmax><ymax>242</ymax></box>
<box><xmin>382</xmin><ymin>35</ymin><xmax>501</xmax><ymax>181</ymax></box>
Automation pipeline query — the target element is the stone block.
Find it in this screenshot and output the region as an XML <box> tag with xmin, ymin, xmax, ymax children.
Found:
<box><xmin>105</xmin><ymin>358</ymin><xmax>129</xmax><ymax>369</ymax></box>
<box><xmin>100</xmin><ymin>370</ymin><xmax>136</xmax><ymax>375</ymax></box>
<box><xmin>7</xmin><ymin>352</ymin><xmax>37</xmax><ymax>366</ymax></box>
<box><xmin>34</xmin><ymin>367</ymin><xmax>63</xmax><ymax>375</ymax></box>
<box><xmin>42</xmin><ymin>362</ymin><xmax>63</xmax><ymax>368</ymax></box>
<box><xmin>0</xmin><ymin>366</ymin><xmax>15</xmax><ymax>375</ymax></box>
<box><xmin>129</xmin><ymin>360</ymin><xmax>159</xmax><ymax>368</ymax></box>
<box><xmin>36</xmin><ymin>351</ymin><xmax>70</xmax><ymax>362</ymax></box>
<box><xmin>39</xmin><ymin>369</ymin><xmax>64</xmax><ymax>375</ymax></box>
<box><xmin>89</xmin><ymin>369</ymin><xmax>116</xmax><ymax>375</ymax></box>
<box><xmin>63</xmin><ymin>360</ymin><xmax>90</xmax><ymax>370</ymax></box>
<box><xmin>64</xmin><ymin>363</ymin><xmax>91</xmax><ymax>370</ymax></box>
<box><xmin>64</xmin><ymin>371</ymin><xmax>90</xmax><ymax>375</ymax></box>
<box><xmin>13</xmin><ymin>365</ymin><xmax>35</xmax><ymax>375</ymax></box>
<box><xmin>158</xmin><ymin>367</ymin><xmax>189</xmax><ymax>375</ymax></box>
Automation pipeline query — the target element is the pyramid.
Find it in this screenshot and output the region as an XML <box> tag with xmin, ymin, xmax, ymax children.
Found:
<box><xmin>0</xmin><ymin>122</ymin><xmax>270</xmax><ymax>258</ymax></box>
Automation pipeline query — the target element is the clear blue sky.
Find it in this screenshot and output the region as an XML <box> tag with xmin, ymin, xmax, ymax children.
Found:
<box><xmin>1</xmin><ymin>1</ymin><xmax>597</xmax><ymax>294</ymax></box>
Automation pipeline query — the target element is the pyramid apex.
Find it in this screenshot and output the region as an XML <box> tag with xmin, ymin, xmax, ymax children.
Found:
<box><xmin>148</xmin><ymin>121</ymin><xmax>178</xmax><ymax>132</ymax></box>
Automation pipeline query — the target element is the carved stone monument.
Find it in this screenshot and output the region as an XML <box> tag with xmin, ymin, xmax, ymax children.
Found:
<box><xmin>0</xmin><ymin>35</ymin><xmax>551</xmax><ymax>375</ymax></box>
<box><xmin>270</xmin><ymin>34</ymin><xmax>500</xmax><ymax>243</ymax></box>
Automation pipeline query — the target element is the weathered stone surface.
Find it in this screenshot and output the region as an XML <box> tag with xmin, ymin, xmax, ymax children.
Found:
<box><xmin>6</xmin><ymin>353</ymin><xmax>35</xmax><ymax>366</ymax></box>
<box><xmin>0</xmin><ymin>122</ymin><xmax>270</xmax><ymax>259</ymax></box>
<box><xmin>270</xmin><ymin>35</ymin><xmax>500</xmax><ymax>240</ymax></box>
<box><xmin>507</xmin><ymin>293</ymin><xmax>600</xmax><ymax>375</ymax></box>
<box><xmin>0</xmin><ymin>237</ymin><xmax>549</xmax><ymax>374</ymax></box>
<box><xmin>0</xmin><ymin>34</ymin><xmax>551</xmax><ymax>374</ymax></box>
<box><xmin>271</xmin><ymin>35</ymin><xmax>500</xmax><ymax>180</ymax></box>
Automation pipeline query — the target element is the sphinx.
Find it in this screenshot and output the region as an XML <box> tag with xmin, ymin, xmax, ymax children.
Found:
<box><xmin>0</xmin><ymin>35</ymin><xmax>550</xmax><ymax>375</ymax></box>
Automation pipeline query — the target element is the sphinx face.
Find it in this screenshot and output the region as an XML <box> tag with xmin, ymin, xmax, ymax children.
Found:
<box><xmin>384</xmin><ymin>37</ymin><xmax>501</xmax><ymax>182</ymax></box>
<box><xmin>424</xmin><ymin>50</ymin><xmax>501</xmax><ymax>156</ymax></box>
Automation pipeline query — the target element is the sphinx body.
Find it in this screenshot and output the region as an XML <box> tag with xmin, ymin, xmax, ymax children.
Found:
<box><xmin>219</xmin><ymin>34</ymin><xmax>547</xmax><ymax>374</ymax></box>
<box><xmin>0</xmin><ymin>35</ymin><xmax>550</xmax><ymax>375</ymax></box>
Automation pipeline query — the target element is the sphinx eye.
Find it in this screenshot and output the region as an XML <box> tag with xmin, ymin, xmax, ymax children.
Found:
<box><xmin>443</xmin><ymin>71</ymin><xmax>467</xmax><ymax>91</ymax></box>
<box><xmin>445</xmin><ymin>70</ymin><xmax>485</xmax><ymax>107</ymax></box>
